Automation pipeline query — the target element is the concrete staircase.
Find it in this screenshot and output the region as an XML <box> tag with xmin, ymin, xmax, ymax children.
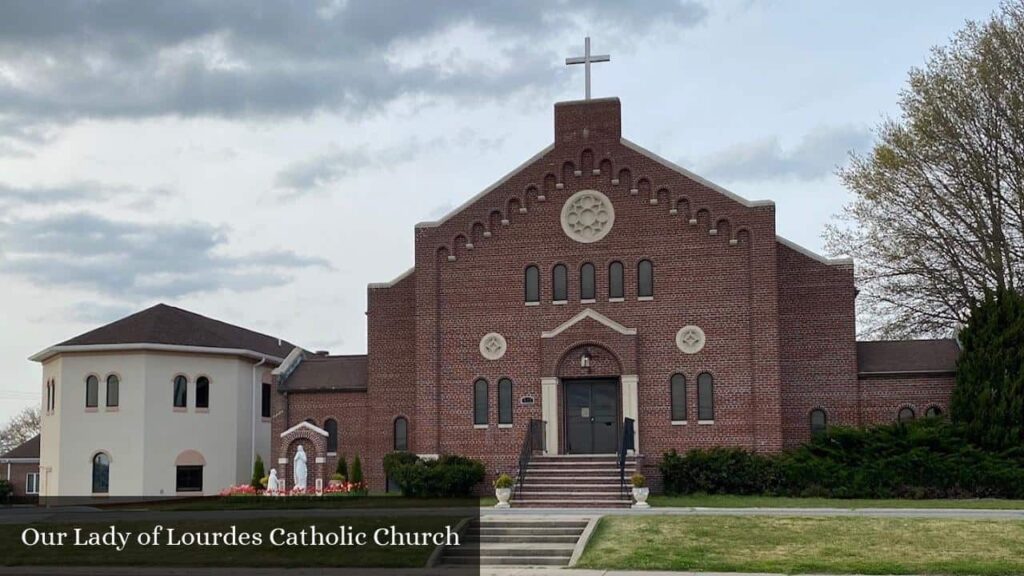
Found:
<box><xmin>513</xmin><ymin>454</ymin><xmax>635</xmax><ymax>508</ymax></box>
<box><xmin>440</xmin><ymin>518</ymin><xmax>589</xmax><ymax>567</ymax></box>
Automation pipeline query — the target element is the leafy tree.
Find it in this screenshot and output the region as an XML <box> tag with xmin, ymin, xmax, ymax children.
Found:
<box><xmin>251</xmin><ymin>454</ymin><xmax>266</xmax><ymax>489</ymax></box>
<box><xmin>826</xmin><ymin>2</ymin><xmax>1024</xmax><ymax>338</ymax></box>
<box><xmin>0</xmin><ymin>406</ymin><xmax>40</xmax><ymax>455</ymax></box>
<box><xmin>335</xmin><ymin>455</ymin><xmax>348</xmax><ymax>480</ymax></box>
<box><xmin>351</xmin><ymin>456</ymin><xmax>363</xmax><ymax>484</ymax></box>
<box><xmin>950</xmin><ymin>288</ymin><xmax>1024</xmax><ymax>450</ymax></box>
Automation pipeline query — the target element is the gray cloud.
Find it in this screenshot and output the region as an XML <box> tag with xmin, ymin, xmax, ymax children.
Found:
<box><xmin>700</xmin><ymin>125</ymin><xmax>872</xmax><ymax>182</ymax></box>
<box><xmin>0</xmin><ymin>1</ymin><xmax>705</xmax><ymax>135</ymax></box>
<box><xmin>0</xmin><ymin>211</ymin><xmax>328</xmax><ymax>298</ymax></box>
<box><xmin>0</xmin><ymin>181</ymin><xmax>170</xmax><ymax>214</ymax></box>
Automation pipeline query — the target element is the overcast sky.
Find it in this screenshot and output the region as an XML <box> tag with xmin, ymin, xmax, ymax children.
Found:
<box><xmin>0</xmin><ymin>0</ymin><xmax>1001</xmax><ymax>423</ymax></box>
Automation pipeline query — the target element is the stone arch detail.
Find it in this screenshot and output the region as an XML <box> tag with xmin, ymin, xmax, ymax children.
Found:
<box><xmin>555</xmin><ymin>342</ymin><xmax>624</xmax><ymax>379</ymax></box>
<box><xmin>277</xmin><ymin>421</ymin><xmax>328</xmax><ymax>494</ymax></box>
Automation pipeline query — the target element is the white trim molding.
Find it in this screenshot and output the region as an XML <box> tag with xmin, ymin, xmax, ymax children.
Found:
<box><xmin>542</xmin><ymin>308</ymin><xmax>637</xmax><ymax>339</ymax></box>
<box><xmin>30</xmin><ymin>343</ymin><xmax>285</xmax><ymax>365</ymax></box>
<box><xmin>367</xmin><ymin>266</ymin><xmax>415</xmax><ymax>290</ymax></box>
<box><xmin>279</xmin><ymin>421</ymin><xmax>329</xmax><ymax>438</ymax></box>
<box><xmin>776</xmin><ymin>235</ymin><xmax>853</xmax><ymax>267</ymax></box>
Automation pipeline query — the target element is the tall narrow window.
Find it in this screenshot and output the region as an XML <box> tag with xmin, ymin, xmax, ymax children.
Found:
<box><xmin>925</xmin><ymin>406</ymin><xmax>943</xmax><ymax>418</ymax></box>
<box><xmin>609</xmin><ymin>261</ymin><xmax>624</xmax><ymax>299</ymax></box>
<box><xmin>697</xmin><ymin>372</ymin><xmax>714</xmax><ymax>421</ymax></box>
<box><xmin>898</xmin><ymin>407</ymin><xmax>915</xmax><ymax>423</ymax></box>
<box><xmin>580</xmin><ymin>263</ymin><xmax>596</xmax><ymax>300</ymax></box>
<box><xmin>173</xmin><ymin>376</ymin><xmax>187</xmax><ymax>408</ymax></box>
<box><xmin>325</xmin><ymin>418</ymin><xmax>338</xmax><ymax>452</ymax></box>
<box><xmin>670</xmin><ymin>373</ymin><xmax>687</xmax><ymax>421</ymax></box>
<box><xmin>498</xmin><ymin>378</ymin><xmax>513</xmax><ymax>425</ymax></box>
<box><xmin>394</xmin><ymin>417</ymin><xmax>408</xmax><ymax>451</ymax></box>
<box><xmin>473</xmin><ymin>378</ymin><xmax>489</xmax><ymax>425</ymax></box>
<box><xmin>92</xmin><ymin>452</ymin><xmax>109</xmax><ymax>494</ymax></box>
<box><xmin>638</xmin><ymin>259</ymin><xmax>654</xmax><ymax>298</ymax></box>
<box><xmin>552</xmin><ymin>264</ymin><xmax>568</xmax><ymax>301</ymax></box>
<box><xmin>524</xmin><ymin>265</ymin><xmax>540</xmax><ymax>303</ymax></box>
<box><xmin>195</xmin><ymin>377</ymin><xmax>210</xmax><ymax>409</ymax></box>
<box><xmin>85</xmin><ymin>375</ymin><xmax>98</xmax><ymax>408</ymax></box>
<box><xmin>261</xmin><ymin>383</ymin><xmax>271</xmax><ymax>418</ymax></box>
<box><xmin>106</xmin><ymin>375</ymin><xmax>119</xmax><ymax>408</ymax></box>
<box><xmin>810</xmin><ymin>409</ymin><xmax>827</xmax><ymax>435</ymax></box>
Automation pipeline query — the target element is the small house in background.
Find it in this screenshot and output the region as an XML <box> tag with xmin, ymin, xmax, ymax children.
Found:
<box><xmin>1</xmin><ymin>434</ymin><xmax>40</xmax><ymax>499</ymax></box>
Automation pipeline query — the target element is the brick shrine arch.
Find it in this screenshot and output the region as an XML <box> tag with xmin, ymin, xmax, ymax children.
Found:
<box><xmin>277</xmin><ymin>421</ymin><xmax>328</xmax><ymax>493</ymax></box>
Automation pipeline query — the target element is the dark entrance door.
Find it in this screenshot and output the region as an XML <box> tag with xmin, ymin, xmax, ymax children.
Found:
<box><xmin>564</xmin><ymin>379</ymin><xmax>619</xmax><ymax>454</ymax></box>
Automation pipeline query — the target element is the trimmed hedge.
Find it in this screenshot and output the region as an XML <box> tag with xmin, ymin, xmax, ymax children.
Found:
<box><xmin>660</xmin><ymin>419</ymin><xmax>1024</xmax><ymax>499</ymax></box>
<box><xmin>385</xmin><ymin>453</ymin><xmax>485</xmax><ymax>498</ymax></box>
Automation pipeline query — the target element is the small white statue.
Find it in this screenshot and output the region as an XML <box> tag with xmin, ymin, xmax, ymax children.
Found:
<box><xmin>267</xmin><ymin>468</ymin><xmax>280</xmax><ymax>494</ymax></box>
<box><xmin>293</xmin><ymin>445</ymin><xmax>308</xmax><ymax>491</ymax></box>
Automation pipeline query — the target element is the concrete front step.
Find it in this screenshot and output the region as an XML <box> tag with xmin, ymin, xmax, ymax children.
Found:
<box><xmin>513</xmin><ymin>499</ymin><xmax>631</xmax><ymax>508</ymax></box>
<box><xmin>470</xmin><ymin>527</ymin><xmax>585</xmax><ymax>536</ymax></box>
<box><xmin>468</xmin><ymin>534</ymin><xmax>582</xmax><ymax>544</ymax></box>
<box><xmin>442</xmin><ymin>556</ymin><xmax>570</xmax><ymax>566</ymax></box>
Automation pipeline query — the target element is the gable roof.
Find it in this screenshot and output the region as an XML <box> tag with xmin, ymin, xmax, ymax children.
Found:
<box><xmin>857</xmin><ymin>339</ymin><xmax>960</xmax><ymax>375</ymax></box>
<box><xmin>279</xmin><ymin>354</ymin><xmax>368</xmax><ymax>392</ymax></box>
<box><xmin>1</xmin><ymin>434</ymin><xmax>39</xmax><ymax>460</ymax></box>
<box><xmin>31</xmin><ymin>304</ymin><xmax>296</xmax><ymax>363</ymax></box>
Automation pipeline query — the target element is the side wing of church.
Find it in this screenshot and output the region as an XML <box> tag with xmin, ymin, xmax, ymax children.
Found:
<box><xmin>272</xmin><ymin>98</ymin><xmax>958</xmax><ymax>495</ymax></box>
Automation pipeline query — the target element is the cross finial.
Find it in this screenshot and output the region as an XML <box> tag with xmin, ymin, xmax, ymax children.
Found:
<box><xmin>565</xmin><ymin>37</ymin><xmax>610</xmax><ymax>101</ymax></box>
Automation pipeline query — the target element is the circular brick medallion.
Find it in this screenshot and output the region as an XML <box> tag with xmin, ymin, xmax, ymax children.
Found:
<box><xmin>561</xmin><ymin>189</ymin><xmax>614</xmax><ymax>243</ymax></box>
<box><xmin>676</xmin><ymin>325</ymin><xmax>706</xmax><ymax>354</ymax></box>
<box><xmin>479</xmin><ymin>332</ymin><xmax>508</xmax><ymax>360</ymax></box>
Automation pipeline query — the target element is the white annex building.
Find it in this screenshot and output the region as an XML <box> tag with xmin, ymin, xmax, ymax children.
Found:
<box><xmin>32</xmin><ymin>304</ymin><xmax>291</xmax><ymax>497</ymax></box>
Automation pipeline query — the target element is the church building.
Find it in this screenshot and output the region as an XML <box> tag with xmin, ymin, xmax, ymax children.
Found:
<box><xmin>31</xmin><ymin>95</ymin><xmax>959</xmax><ymax>500</ymax></box>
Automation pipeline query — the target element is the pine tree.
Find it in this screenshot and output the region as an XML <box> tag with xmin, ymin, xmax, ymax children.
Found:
<box><xmin>950</xmin><ymin>288</ymin><xmax>1024</xmax><ymax>451</ymax></box>
<box><xmin>251</xmin><ymin>454</ymin><xmax>266</xmax><ymax>489</ymax></box>
<box><xmin>335</xmin><ymin>455</ymin><xmax>348</xmax><ymax>480</ymax></box>
<box><xmin>351</xmin><ymin>456</ymin><xmax>363</xmax><ymax>484</ymax></box>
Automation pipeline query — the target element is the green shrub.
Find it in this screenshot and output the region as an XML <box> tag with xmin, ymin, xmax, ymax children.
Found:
<box><xmin>251</xmin><ymin>455</ymin><xmax>266</xmax><ymax>490</ymax></box>
<box><xmin>389</xmin><ymin>454</ymin><xmax>486</xmax><ymax>498</ymax></box>
<box><xmin>659</xmin><ymin>419</ymin><xmax>1024</xmax><ymax>499</ymax></box>
<box><xmin>331</xmin><ymin>473</ymin><xmax>345</xmax><ymax>483</ymax></box>
<box><xmin>351</xmin><ymin>456</ymin><xmax>363</xmax><ymax>484</ymax></box>
<box><xmin>0</xmin><ymin>479</ymin><xmax>11</xmax><ymax>504</ymax></box>
<box><xmin>383</xmin><ymin>451</ymin><xmax>419</xmax><ymax>475</ymax></box>
<box><xmin>336</xmin><ymin>455</ymin><xmax>348</xmax><ymax>479</ymax></box>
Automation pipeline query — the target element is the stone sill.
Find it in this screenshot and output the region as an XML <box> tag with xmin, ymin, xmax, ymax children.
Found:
<box><xmin>105</xmin><ymin>406</ymin><xmax>119</xmax><ymax>413</ymax></box>
<box><xmin>581</xmin><ymin>299</ymin><xmax>596</xmax><ymax>304</ymax></box>
<box><xmin>195</xmin><ymin>408</ymin><xmax>209</xmax><ymax>414</ymax></box>
<box><xmin>84</xmin><ymin>407</ymin><xmax>98</xmax><ymax>413</ymax></box>
<box><xmin>671</xmin><ymin>420</ymin><xmax>688</xmax><ymax>426</ymax></box>
<box><xmin>473</xmin><ymin>424</ymin><xmax>489</xmax><ymax>429</ymax></box>
<box><xmin>525</xmin><ymin>301</ymin><xmax>540</xmax><ymax>307</ymax></box>
<box><xmin>609</xmin><ymin>297</ymin><xmax>625</xmax><ymax>303</ymax></box>
<box><xmin>173</xmin><ymin>406</ymin><xmax>187</xmax><ymax>413</ymax></box>
<box><xmin>638</xmin><ymin>296</ymin><xmax>654</xmax><ymax>301</ymax></box>
<box><xmin>698</xmin><ymin>420</ymin><xmax>715</xmax><ymax>425</ymax></box>
<box><xmin>552</xmin><ymin>300</ymin><xmax>568</xmax><ymax>305</ymax></box>
<box><xmin>498</xmin><ymin>424</ymin><xmax>513</xmax><ymax>429</ymax></box>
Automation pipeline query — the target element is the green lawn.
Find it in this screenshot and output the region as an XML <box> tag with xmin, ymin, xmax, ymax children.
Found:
<box><xmin>650</xmin><ymin>494</ymin><xmax>1024</xmax><ymax>510</ymax></box>
<box><xmin>577</xmin><ymin>515</ymin><xmax>1024</xmax><ymax>575</ymax></box>
<box><xmin>1</xmin><ymin>516</ymin><xmax>463</xmax><ymax>567</ymax></box>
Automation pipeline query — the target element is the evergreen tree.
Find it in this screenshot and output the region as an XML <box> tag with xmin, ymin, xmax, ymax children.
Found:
<box><xmin>951</xmin><ymin>288</ymin><xmax>1024</xmax><ymax>451</ymax></box>
<box><xmin>251</xmin><ymin>454</ymin><xmax>266</xmax><ymax>489</ymax></box>
<box><xmin>351</xmin><ymin>456</ymin><xmax>363</xmax><ymax>484</ymax></box>
<box><xmin>335</xmin><ymin>455</ymin><xmax>348</xmax><ymax>480</ymax></box>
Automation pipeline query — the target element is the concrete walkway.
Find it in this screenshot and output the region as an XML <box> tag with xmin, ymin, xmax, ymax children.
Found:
<box><xmin>2</xmin><ymin>505</ymin><xmax>1023</xmax><ymax>525</ymax></box>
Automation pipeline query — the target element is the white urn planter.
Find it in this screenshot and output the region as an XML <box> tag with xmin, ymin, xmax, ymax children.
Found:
<box><xmin>495</xmin><ymin>488</ymin><xmax>512</xmax><ymax>509</ymax></box>
<box><xmin>631</xmin><ymin>487</ymin><xmax>650</xmax><ymax>509</ymax></box>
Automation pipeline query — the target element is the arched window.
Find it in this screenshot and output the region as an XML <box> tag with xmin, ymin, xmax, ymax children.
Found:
<box><xmin>173</xmin><ymin>376</ymin><xmax>187</xmax><ymax>408</ymax></box>
<box><xmin>609</xmin><ymin>261</ymin><xmax>624</xmax><ymax>299</ymax></box>
<box><xmin>473</xmin><ymin>378</ymin><xmax>489</xmax><ymax>425</ymax></box>
<box><xmin>92</xmin><ymin>452</ymin><xmax>110</xmax><ymax>494</ymax></box>
<box><xmin>85</xmin><ymin>375</ymin><xmax>99</xmax><ymax>408</ymax></box>
<box><xmin>670</xmin><ymin>373</ymin><xmax>686</xmax><ymax>421</ymax></box>
<box><xmin>925</xmin><ymin>406</ymin><xmax>943</xmax><ymax>418</ymax></box>
<box><xmin>105</xmin><ymin>375</ymin><xmax>119</xmax><ymax>408</ymax></box>
<box><xmin>498</xmin><ymin>378</ymin><xmax>513</xmax><ymax>425</ymax></box>
<box><xmin>325</xmin><ymin>418</ymin><xmax>338</xmax><ymax>453</ymax></box>
<box><xmin>394</xmin><ymin>417</ymin><xmax>408</xmax><ymax>451</ymax></box>
<box><xmin>524</xmin><ymin>265</ymin><xmax>540</xmax><ymax>303</ymax></box>
<box><xmin>898</xmin><ymin>407</ymin><xmax>916</xmax><ymax>423</ymax></box>
<box><xmin>552</xmin><ymin>264</ymin><xmax>568</xmax><ymax>301</ymax></box>
<box><xmin>810</xmin><ymin>409</ymin><xmax>827</xmax><ymax>435</ymax></box>
<box><xmin>195</xmin><ymin>376</ymin><xmax>210</xmax><ymax>409</ymax></box>
<box><xmin>638</xmin><ymin>259</ymin><xmax>654</xmax><ymax>298</ymax></box>
<box><xmin>697</xmin><ymin>372</ymin><xmax>714</xmax><ymax>421</ymax></box>
<box><xmin>580</xmin><ymin>263</ymin><xmax>596</xmax><ymax>300</ymax></box>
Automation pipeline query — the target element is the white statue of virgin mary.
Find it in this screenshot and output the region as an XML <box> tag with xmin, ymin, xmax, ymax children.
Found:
<box><xmin>293</xmin><ymin>445</ymin><xmax>308</xmax><ymax>490</ymax></box>
<box><xmin>267</xmin><ymin>468</ymin><xmax>280</xmax><ymax>494</ymax></box>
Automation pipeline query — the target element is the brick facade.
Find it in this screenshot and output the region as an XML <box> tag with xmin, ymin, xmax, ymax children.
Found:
<box><xmin>271</xmin><ymin>98</ymin><xmax>956</xmax><ymax>492</ymax></box>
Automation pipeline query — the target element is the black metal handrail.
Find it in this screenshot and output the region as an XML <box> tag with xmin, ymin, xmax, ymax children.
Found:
<box><xmin>514</xmin><ymin>419</ymin><xmax>545</xmax><ymax>499</ymax></box>
<box><xmin>618</xmin><ymin>417</ymin><xmax>635</xmax><ymax>497</ymax></box>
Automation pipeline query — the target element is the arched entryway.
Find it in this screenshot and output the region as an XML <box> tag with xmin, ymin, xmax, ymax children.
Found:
<box><xmin>277</xmin><ymin>421</ymin><xmax>328</xmax><ymax>493</ymax></box>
